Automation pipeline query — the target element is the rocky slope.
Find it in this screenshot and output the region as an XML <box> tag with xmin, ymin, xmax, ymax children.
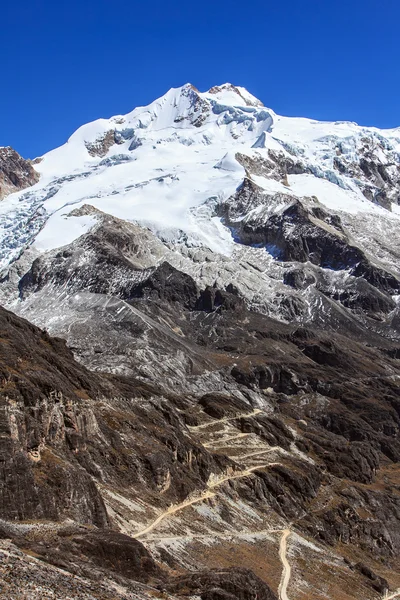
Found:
<box><xmin>0</xmin><ymin>146</ymin><xmax>39</xmax><ymax>200</ymax></box>
<box><xmin>0</xmin><ymin>83</ymin><xmax>400</xmax><ymax>599</ymax></box>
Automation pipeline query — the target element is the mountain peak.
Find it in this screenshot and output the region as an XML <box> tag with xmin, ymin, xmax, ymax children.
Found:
<box><xmin>206</xmin><ymin>83</ymin><xmax>264</xmax><ymax>107</ymax></box>
<box><xmin>159</xmin><ymin>82</ymin><xmax>264</xmax><ymax>110</ymax></box>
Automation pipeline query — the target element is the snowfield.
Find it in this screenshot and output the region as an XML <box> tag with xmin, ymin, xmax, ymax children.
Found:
<box><xmin>0</xmin><ymin>82</ymin><xmax>399</xmax><ymax>274</ymax></box>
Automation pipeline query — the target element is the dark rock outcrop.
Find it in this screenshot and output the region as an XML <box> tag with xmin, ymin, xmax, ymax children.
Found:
<box><xmin>224</xmin><ymin>190</ymin><xmax>363</xmax><ymax>268</ymax></box>
<box><xmin>129</xmin><ymin>261</ymin><xmax>199</xmax><ymax>309</ymax></box>
<box><xmin>196</xmin><ymin>283</ymin><xmax>245</xmax><ymax>313</ymax></box>
<box><xmin>165</xmin><ymin>568</ymin><xmax>278</xmax><ymax>600</ymax></box>
<box><xmin>19</xmin><ymin>528</ymin><xmax>162</xmax><ymax>583</ymax></box>
<box><xmin>0</xmin><ymin>146</ymin><xmax>39</xmax><ymax>199</ymax></box>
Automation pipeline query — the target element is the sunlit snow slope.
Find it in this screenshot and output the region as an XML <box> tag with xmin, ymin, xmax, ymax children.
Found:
<box><xmin>1</xmin><ymin>82</ymin><xmax>399</xmax><ymax>274</ymax></box>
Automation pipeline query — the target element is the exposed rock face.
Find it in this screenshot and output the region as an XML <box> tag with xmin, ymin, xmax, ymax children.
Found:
<box><xmin>0</xmin><ymin>146</ymin><xmax>39</xmax><ymax>199</ymax></box>
<box><xmin>3</xmin><ymin>527</ymin><xmax>162</xmax><ymax>584</ymax></box>
<box><xmin>222</xmin><ymin>187</ymin><xmax>362</xmax><ymax>268</ymax></box>
<box><xmin>0</xmin><ymin>305</ymin><xmax>232</xmax><ymax>523</ymax></box>
<box><xmin>353</xmin><ymin>563</ymin><xmax>389</xmax><ymax>594</ymax></box>
<box><xmin>166</xmin><ymin>568</ymin><xmax>278</xmax><ymax>599</ymax></box>
<box><xmin>217</xmin><ymin>176</ymin><xmax>400</xmax><ymax>327</ymax></box>
<box><xmin>85</xmin><ymin>129</ymin><xmax>128</xmax><ymax>157</ymax></box>
<box><xmin>236</xmin><ymin>150</ymin><xmax>308</xmax><ymax>181</ymax></box>
<box><xmin>0</xmin><ymin>539</ymin><xmax>150</xmax><ymax>599</ymax></box>
<box><xmin>334</xmin><ymin>134</ymin><xmax>400</xmax><ymax>208</ymax></box>
<box><xmin>0</xmin><ymin>307</ymin><xmax>108</xmax><ymax>524</ymax></box>
<box><xmin>128</xmin><ymin>261</ymin><xmax>199</xmax><ymax>309</ymax></box>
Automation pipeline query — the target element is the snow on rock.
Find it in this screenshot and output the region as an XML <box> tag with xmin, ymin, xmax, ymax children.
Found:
<box><xmin>0</xmin><ymin>82</ymin><xmax>399</xmax><ymax>276</ymax></box>
<box><xmin>207</xmin><ymin>83</ymin><xmax>264</xmax><ymax>107</ymax></box>
<box><xmin>287</xmin><ymin>173</ymin><xmax>394</xmax><ymax>216</ymax></box>
<box><xmin>33</xmin><ymin>212</ymin><xmax>98</xmax><ymax>252</ymax></box>
<box><xmin>214</xmin><ymin>152</ymin><xmax>245</xmax><ymax>173</ymax></box>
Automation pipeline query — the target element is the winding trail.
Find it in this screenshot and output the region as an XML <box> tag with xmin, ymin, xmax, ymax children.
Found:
<box><xmin>132</xmin><ymin>462</ymin><xmax>280</xmax><ymax>540</ymax></box>
<box><xmin>132</xmin><ymin>404</ymin><xmax>295</xmax><ymax>600</ymax></box>
<box><xmin>141</xmin><ymin>528</ymin><xmax>285</xmax><ymax>542</ymax></box>
<box><xmin>131</xmin><ymin>456</ymin><xmax>294</xmax><ymax>600</ymax></box>
<box><xmin>203</xmin><ymin>432</ymin><xmax>251</xmax><ymax>447</ymax></box>
<box><xmin>143</xmin><ymin>523</ymin><xmax>298</xmax><ymax>600</ymax></box>
<box><xmin>132</xmin><ymin>490</ymin><xmax>216</xmax><ymax>539</ymax></box>
<box><xmin>208</xmin><ymin>463</ymin><xmax>281</xmax><ymax>488</ymax></box>
<box><xmin>238</xmin><ymin>447</ymin><xmax>280</xmax><ymax>460</ymax></box>
<box><xmin>278</xmin><ymin>529</ymin><xmax>291</xmax><ymax>600</ymax></box>
<box><xmin>189</xmin><ymin>409</ymin><xmax>262</xmax><ymax>430</ymax></box>
<box><xmin>132</xmin><ymin>405</ymin><xmax>285</xmax><ymax>542</ymax></box>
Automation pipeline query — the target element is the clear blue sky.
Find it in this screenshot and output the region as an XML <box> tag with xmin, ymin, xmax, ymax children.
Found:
<box><xmin>2</xmin><ymin>0</ymin><xmax>399</xmax><ymax>158</ymax></box>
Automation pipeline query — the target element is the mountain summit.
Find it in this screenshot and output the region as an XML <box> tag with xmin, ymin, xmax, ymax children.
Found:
<box><xmin>0</xmin><ymin>83</ymin><xmax>399</xmax><ymax>272</ymax></box>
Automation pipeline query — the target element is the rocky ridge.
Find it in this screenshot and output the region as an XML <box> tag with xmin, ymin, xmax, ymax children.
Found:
<box><xmin>0</xmin><ymin>146</ymin><xmax>39</xmax><ymax>200</ymax></box>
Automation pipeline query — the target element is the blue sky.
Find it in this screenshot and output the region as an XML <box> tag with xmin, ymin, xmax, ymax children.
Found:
<box><xmin>2</xmin><ymin>0</ymin><xmax>399</xmax><ymax>158</ymax></box>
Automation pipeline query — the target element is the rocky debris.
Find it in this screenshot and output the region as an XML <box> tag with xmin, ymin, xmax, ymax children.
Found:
<box><xmin>164</xmin><ymin>568</ymin><xmax>278</xmax><ymax>599</ymax></box>
<box><xmin>0</xmin><ymin>538</ymin><xmax>158</xmax><ymax>599</ymax></box>
<box><xmin>0</xmin><ymin>146</ymin><xmax>39</xmax><ymax>199</ymax></box>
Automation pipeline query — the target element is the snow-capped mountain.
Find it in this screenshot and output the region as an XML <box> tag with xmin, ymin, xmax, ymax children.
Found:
<box><xmin>1</xmin><ymin>82</ymin><xmax>400</xmax><ymax>342</ymax></box>
<box><xmin>1</xmin><ymin>82</ymin><xmax>400</xmax><ymax>265</ymax></box>
<box><xmin>1</xmin><ymin>83</ymin><xmax>400</xmax><ymax>599</ymax></box>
